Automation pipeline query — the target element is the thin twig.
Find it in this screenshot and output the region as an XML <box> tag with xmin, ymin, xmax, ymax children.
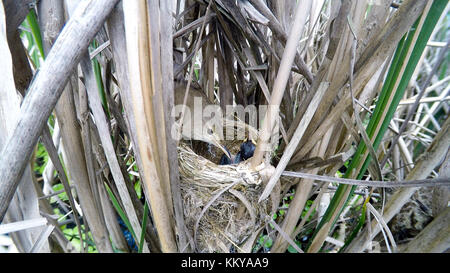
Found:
<box><xmin>366</xmin><ymin>203</ymin><xmax>397</xmax><ymax>253</ymax></box>
<box><xmin>267</xmin><ymin>217</ymin><xmax>304</xmax><ymax>253</ymax></box>
<box><xmin>282</xmin><ymin>171</ymin><xmax>450</xmax><ymax>188</ymax></box>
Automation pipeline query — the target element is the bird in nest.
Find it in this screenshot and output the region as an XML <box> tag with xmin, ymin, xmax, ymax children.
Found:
<box><xmin>219</xmin><ymin>138</ymin><xmax>256</xmax><ymax>165</ymax></box>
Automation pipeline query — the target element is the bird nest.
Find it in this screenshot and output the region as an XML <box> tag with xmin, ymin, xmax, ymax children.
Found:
<box><xmin>177</xmin><ymin>119</ymin><xmax>273</xmax><ymax>253</ymax></box>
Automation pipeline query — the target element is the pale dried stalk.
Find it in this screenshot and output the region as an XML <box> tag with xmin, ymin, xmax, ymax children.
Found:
<box><xmin>259</xmin><ymin>82</ymin><xmax>329</xmax><ymax>202</ymax></box>
<box><xmin>55</xmin><ymin>83</ymin><xmax>114</xmax><ymax>252</ymax></box>
<box><xmin>38</xmin><ymin>0</ymin><xmax>91</xmax><ymax>251</ymax></box>
<box><xmin>39</xmin><ymin>0</ymin><xmax>115</xmax><ymax>252</ymax></box>
<box><xmin>0</xmin><ymin>0</ymin><xmax>120</xmax><ymax>231</ymax></box>
<box><xmin>280</xmin><ymin>1</ymin><xmax>428</xmax><ymax>251</ymax></box>
<box><xmin>0</xmin><ymin>0</ymin><xmax>48</xmax><ymax>252</ymax></box>
<box><xmin>281</xmin><ymin>172</ymin><xmax>449</xmax><ymax>188</ymax></box>
<box><xmin>146</xmin><ymin>0</ymin><xmax>177</xmax><ymax>234</ymax></box>
<box><xmin>159</xmin><ymin>0</ymin><xmax>189</xmax><ymax>252</ymax></box>
<box><xmin>289</xmin><ymin>0</ymin><xmax>427</xmax><ymax>162</ymax></box>
<box><xmin>80</xmin><ymin>53</ymin><xmax>150</xmax><ymax>253</ymax></box>
<box><xmin>251</xmin><ymin>0</ymin><xmax>312</xmax><ymax>168</ymax></box>
<box><xmin>304</xmin><ymin>2</ymin><xmax>368</xmax><ymax>253</ymax></box>
<box><xmin>271</xmin><ymin>137</ymin><xmax>326</xmax><ymax>252</ymax></box>
<box><xmin>123</xmin><ymin>0</ymin><xmax>177</xmax><ymax>252</ymax></box>
<box><xmin>107</xmin><ymin>3</ymin><xmax>163</xmax><ymax>251</ymax></box>
<box><xmin>248</xmin><ymin>0</ymin><xmax>313</xmax><ymax>83</ymax></box>
<box><xmin>366</xmin><ymin>203</ymin><xmax>397</xmax><ymax>253</ymax></box>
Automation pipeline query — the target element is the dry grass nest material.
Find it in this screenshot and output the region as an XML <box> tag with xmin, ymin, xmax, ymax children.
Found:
<box><xmin>177</xmin><ymin>119</ymin><xmax>275</xmax><ymax>253</ymax></box>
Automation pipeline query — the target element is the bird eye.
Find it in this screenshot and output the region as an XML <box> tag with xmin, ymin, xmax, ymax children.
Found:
<box><xmin>207</xmin><ymin>128</ymin><xmax>213</xmax><ymax>135</ymax></box>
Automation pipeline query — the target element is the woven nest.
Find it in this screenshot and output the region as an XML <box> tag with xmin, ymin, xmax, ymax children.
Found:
<box><xmin>178</xmin><ymin>119</ymin><xmax>273</xmax><ymax>253</ymax></box>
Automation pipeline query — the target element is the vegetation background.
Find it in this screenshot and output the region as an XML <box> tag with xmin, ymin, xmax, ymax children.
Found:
<box><xmin>0</xmin><ymin>0</ymin><xmax>448</xmax><ymax>253</ymax></box>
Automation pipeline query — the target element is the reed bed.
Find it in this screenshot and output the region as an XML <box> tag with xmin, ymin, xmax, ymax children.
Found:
<box><xmin>0</xmin><ymin>0</ymin><xmax>448</xmax><ymax>254</ymax></box>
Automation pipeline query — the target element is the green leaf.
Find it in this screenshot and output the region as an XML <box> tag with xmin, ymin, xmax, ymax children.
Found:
<box><xmin>138</xmin><ymin>201</ymin><xmax>149</xmax><ymax>253</ymax></box>
<box><xmin>91</xmin><ymin>53</ymin><xmax>110</xmax><ymax>119</ymax></box>
<box><xmin>104</xmin><ymin>182</ymin><xmax>138</xmax><ymax>246</ymax></box>
<box><xmin>258</xmin><ymin>235</ymin><xmax>273</xmax><ymax>249</ymax></box>
<box><xmin>25</xmin><ymin>9</ymin><xmax>44</xmax><ymax>60</ymax></box>
<box><xmin>287</xmin><ymin>241</ymin><xmax>302</xmax><ymax>253</ymax></box>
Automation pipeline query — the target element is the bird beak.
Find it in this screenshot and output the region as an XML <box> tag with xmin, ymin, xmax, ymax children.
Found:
<box><xmin>210</xmin><ymin>138</ymin><xmax>230</xmax><ymax>158</ymax></box>
<box><xmin>207</xmin><ymin>128</ymin><xmax>231</xmax><ymax>159</ymax></box>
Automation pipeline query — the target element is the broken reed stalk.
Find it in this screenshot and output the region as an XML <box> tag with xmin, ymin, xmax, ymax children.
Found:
<box><xmin>0</xmin><ymin>0</ymin><xmax>119</xmax><ymax>223</ymax></box>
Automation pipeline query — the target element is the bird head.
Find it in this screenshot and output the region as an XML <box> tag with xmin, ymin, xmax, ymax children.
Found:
<box><xmin>240</xmin><ymin>138</ymin><xmax>256</xmax><ymax>160</ymax></box>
